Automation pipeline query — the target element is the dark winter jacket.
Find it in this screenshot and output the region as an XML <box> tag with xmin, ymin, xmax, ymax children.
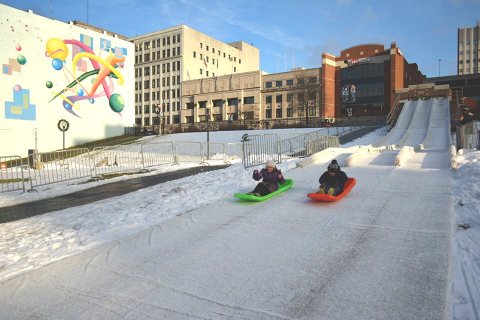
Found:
<box><xmin>253</xmin><ymin>168</ymin><xmax>285</xmax><ymax>191</ymax></box>
<box><xmin>319</xmin><ymin>169</ymin><xmax>348</xmax><ymax>189</ymax></box>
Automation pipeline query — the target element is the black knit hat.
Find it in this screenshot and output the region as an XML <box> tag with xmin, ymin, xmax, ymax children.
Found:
<box><xmin>328</xmin><ymin>160</ymin><xmax>339</xmax><ymax>172</ymax></box>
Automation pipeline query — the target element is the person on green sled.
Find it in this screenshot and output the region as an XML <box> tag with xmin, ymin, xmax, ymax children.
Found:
<box><xmin>249</xmin><ymin>160</ymin><xmax>285</xmax><ymax>197</ymax></box>
<box><xmin>318</xmin><ymin>159</ymin><xmax>348</xmax><ymax>196</ymax></box>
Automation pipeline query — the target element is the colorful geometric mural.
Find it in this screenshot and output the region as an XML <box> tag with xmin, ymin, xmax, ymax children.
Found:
<box><xmin>5</xmin><ymin>87</ymin><xmax>36</xmax><ymax>120</ymax></box>
<box><xmin>45</xmin><ymin>35</ymin><xmax>128</xmax><ymax>117</ymax></box>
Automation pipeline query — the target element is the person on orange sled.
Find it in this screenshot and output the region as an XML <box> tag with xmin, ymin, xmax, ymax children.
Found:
<box><xmin>318</xmin><ymin>159</ymin><xmax>348</xmax><ymax>196</ymax></box>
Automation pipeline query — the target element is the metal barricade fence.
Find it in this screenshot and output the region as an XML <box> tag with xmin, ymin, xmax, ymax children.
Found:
<box><xmin>0</xmin><ymin>156</ymin><xmax>26</xmax><ymax>193</ymax></box>
<box><xmin>91</xmin><ymin>145</ymin><xmax>144</xmax><ymax>177</ymax></box>
<box><xmin>141</xmin><ymin>142</ymin><xmax>176</xmax><ymax>167</ymax></box>
<box><xmin>202</xmin><ymin>142</ymin><xmax>227</xmax><ymax>162</ymax></box>
<box><xmin>241</xmin><ymin>134</ymin><xmax>282</xmax><ymax>169</ymax></box>
<box><xmin>456</xmin><ymin>121</ymin><xmax>479</xmax><ymax>150</ymax></box>
<box><xmin>29</xmin><ymin>148</ymin><xmax>92</xmax><ymax>189</ymax></box>
<box><xmin>174</xmin><ymin>142</ymin><xmax>204</xmax><ymax>164</ymax></box>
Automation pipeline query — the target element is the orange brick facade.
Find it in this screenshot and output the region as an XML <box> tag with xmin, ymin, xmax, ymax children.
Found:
<box><xmin>321</xmin><ymin>43</ymin><xmax>425</xmax><ymax>118</ymax></box>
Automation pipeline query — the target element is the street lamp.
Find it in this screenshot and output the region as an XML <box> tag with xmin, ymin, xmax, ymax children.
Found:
<box><xmin>161</xmin><ymin>101</ymin><xmax>166</xmax><ymax>135</ymax></box>
<box><xmin>154</xmin><ymin>105</ymin><xmax>161</xmax><ymax>136</ymax></box>
<box><xmin>206</xmin><ymin>106</ymin><xmax>210</xmax><ymax>160</ymax></box>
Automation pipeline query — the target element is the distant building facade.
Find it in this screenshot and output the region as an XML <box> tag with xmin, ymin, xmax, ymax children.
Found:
<box><xmin>457</xmin><ymin>21</ymin><xmax>480</xmax><ymax>75</ymax></box>
<box><xmin>128</xmin><ymin>26</ymin><xmax>259</xmax><ymax>129</ymax></box>
<box><xmin>178</xmin><ymin>43</ymin><xmax>424</xmax><ymax>130</ymax></box>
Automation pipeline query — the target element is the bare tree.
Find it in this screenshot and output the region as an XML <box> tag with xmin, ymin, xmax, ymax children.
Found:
<box><xmin>292</xmin><ymin>69</ymin><xmax>322</xmax><ymax>127</ymax></box>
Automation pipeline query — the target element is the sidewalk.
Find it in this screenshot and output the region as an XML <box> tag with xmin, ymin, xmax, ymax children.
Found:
<box><xmin>0</xmin><ymin>165</ymin><xmax>229</xmax><ymax>224</ymax></box>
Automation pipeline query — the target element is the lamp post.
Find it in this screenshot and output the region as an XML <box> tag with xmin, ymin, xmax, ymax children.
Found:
<box><xmin>154</xmin><ymin>105</ymin><xmax>161</xmax><ymax>136</ymax></box>
<box><xmin>438</xmin><ymin>58</ymin><xmax>441</xmax><ymax>77</ymax></box>
<box><xmin>206</xmin><ymin>107</ymin><xmax>210</xmax><ymax>160</ymax></box>
<box><xmin>161</xmin><ymin>101</ymin><xmax>166</xmax><ymax>135</ymax></box>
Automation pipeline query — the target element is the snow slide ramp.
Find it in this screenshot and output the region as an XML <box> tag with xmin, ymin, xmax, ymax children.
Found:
<box><xmin>374</xmin><ymin>100</ymin><xmax>416</xmax><ymax>147</ymax></box>
<box><xmin>419</xmin><ymin>97</ymin><xmax>451</xmax><ymax>151</ymax></box>
<box><xmin>395</xmin><ymin>99</ymin><xmax>432</xmax><ymax>148</ymax></box>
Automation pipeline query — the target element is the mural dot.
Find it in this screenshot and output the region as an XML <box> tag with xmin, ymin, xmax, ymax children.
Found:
<box><xmin>16</xmin><ymin>44</ymin><xmax>22</xmax><ymax>51</ymax></box>
<box><xmin>45</xmin><ymin>81</ymin><xmax>53</xmax><ymax>88</ymax></box>
<box><xmin>52</xmin><ymin>58</ymin><xmax>63</xmax><ymax>70</ymax></box>
<box><xmin>13</xmin><ymin>84</ymin><xmax>22</xmax><ymax>91</ymax></box>
<box><xmin>77</xmin><ymin>88</ymin><xmax>84</xmax><ymax>96</ymax></box>
<box><xmin>89</xmin><ymin>98</ymin><xmax>95</xmax><ymax>104</ymax></box>
<box><xmin>109</xmin><ymin>93</ymin><xmax>124</xmax><ymax>112</ymax></box>
<box><xmin>45</xmin><ymin>38</ymin><xmax>68</xmax><ymax>60</ymax></box>
<box><xmin>17</xmin><ymin>55</ymin><xmax>26</xmax><ymax>65</ymax></box>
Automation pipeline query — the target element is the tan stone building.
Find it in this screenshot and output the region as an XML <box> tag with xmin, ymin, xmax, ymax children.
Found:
<box><xmin>457</xmin><ymin>21</ymin><xmax>480</xmax><ymax>75</ymax></box>
<box><xmin>128</xmin><ymin>25</ymin><xmax>259</xmax><ymax>129</ymax></box>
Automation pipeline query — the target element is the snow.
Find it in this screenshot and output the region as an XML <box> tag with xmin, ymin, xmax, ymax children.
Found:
<box><xmin>0</xmin><ymin>120</ymin><xmax>479</xmax><ymax>319</ymax></box>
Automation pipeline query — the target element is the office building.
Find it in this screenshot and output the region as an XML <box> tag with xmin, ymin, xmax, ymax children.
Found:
<box><xmin>458</xmin><ymin>21</ymin><xmax>480</xmax><ymax>75</ymax></box>
<box><xmin>129</xmin><ymin>26</ymin><xmax>259</xmax><ymax>129</ymax></box>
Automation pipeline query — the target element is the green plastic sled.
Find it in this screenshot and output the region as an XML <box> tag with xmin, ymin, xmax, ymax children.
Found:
<box><xmin>234</xmin><ymin>179</ymin><xmax>294</xmax><ymax>202</ymax></box>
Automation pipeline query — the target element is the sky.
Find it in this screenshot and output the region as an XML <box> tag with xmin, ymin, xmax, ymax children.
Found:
<box><xmin>0</xmin><ymin>106</ymin><xmax>479</xmax><ymax>318</ymax></box>
<box><xmin>1</xmin><ymin>0</ymin><xmax>480</xmax><ymax>78</ymax></box>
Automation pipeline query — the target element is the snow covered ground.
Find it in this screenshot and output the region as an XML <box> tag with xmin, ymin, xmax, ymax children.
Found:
<box><xmin>0</xmin><ymin>123</ymin><xmax>479</xmax><ymax>319</ymax></box>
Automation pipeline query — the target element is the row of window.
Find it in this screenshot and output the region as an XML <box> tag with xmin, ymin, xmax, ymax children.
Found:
<box><xmin>135</xmin><ymin>88</ymin><xmax>181</xmax><ymax>102</ymax></box>
<box><xmin>198</xmin><ymin>42</ymin><xmax>239</xmax><ymax>62</ymax></box>
<box><xmin>458</xmin><ymin>59</ymin><xmax>480</xmax><ymax>64</ymax></box>
<box><xmin>265</xmin><ymin>93</ymin><xmax>317</xmax><ymax>104</ymax></box>
<box><xmin>135</xmin><ymin>61</ymin><xmax>181</xmax><ymax>77</ymax></box>
<box><xmin>135</xmin><ymin>46</ymin><xmax>181</xmax><ymax>63</ymax></box>
<box><xmin>136</xmin><ymin>34</ymin><xmax>182</xmax><ymax>52</ymax></box>
<box><xmin>459</xmin><ymin>40</ymin><xmax>479</xmax><ymax>47</ymax></box>
<box><xmin>135</xmin><ymin>101</ymin><xmax>182</xmax><ymax>115</ymax></box>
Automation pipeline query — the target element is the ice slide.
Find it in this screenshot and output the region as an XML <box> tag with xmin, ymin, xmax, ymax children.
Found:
<box><xmin>394</xmin><ymin>98</ymin><xmax>432</xmax><ymax>148</ymax></box>
<box><xmin>373</xmin><ymin>99</ymin><xmax>417</xmax><ymax>147</ymax></box>
<box><xmin>374</xmin><ymin>98</ymin><xmax>450</xmax><ymax>150</ymax></box>
<box><xmin>419</xmin><ymin>97</ymin><xmax>451</xmax><ymax>151</ymax></box>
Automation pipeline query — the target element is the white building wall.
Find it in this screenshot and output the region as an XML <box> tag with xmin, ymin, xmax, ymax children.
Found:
<box><xmin>0</xmin><ymin>4</ymin><xmax>134</xmax><ymax>157</ymax></box>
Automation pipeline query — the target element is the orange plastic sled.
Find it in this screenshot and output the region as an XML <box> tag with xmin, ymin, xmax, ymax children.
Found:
<box><xmin>307</xmin><ymin>178</ymin><xmax>356</xmax><ymax>202</ymax></box>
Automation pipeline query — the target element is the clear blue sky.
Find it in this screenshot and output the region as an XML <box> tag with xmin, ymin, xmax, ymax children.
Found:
<box><xmin>2</xmin><ymin>0</ymin><xmax>479</xmax><ymax>77</ymax></box>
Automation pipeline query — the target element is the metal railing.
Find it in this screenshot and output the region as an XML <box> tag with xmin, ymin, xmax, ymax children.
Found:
<box><xmin>0</xmin><ymin>156</ymin><xmax>26</xmax><ymax>193</ymax></box>
<box><xmin>456</xmin><ymin>121</ymin><xmax>480</xmax><ymax>150</ymax></box>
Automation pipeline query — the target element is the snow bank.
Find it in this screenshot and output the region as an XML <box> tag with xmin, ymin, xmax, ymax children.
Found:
<box><xmin>394</xmin><ymin>146</ymin><xmax>415</xmax><ymax>167</ymax></box>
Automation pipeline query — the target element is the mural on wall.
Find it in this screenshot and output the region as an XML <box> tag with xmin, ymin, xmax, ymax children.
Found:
<box><xmin>3</xmin><ymin>42</ymin><xmax>37</xmax><ymax>120</ymax></box>
<box><xmin>45</xmin><ymin>35</ymin><xmax>127</xmax><ymax>118</ymax></box>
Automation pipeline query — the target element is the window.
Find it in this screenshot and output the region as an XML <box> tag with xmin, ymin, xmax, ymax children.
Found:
<box><xmin>144</xmin><ymin>67</ymin><xmax>150</xmax><ymax>76</ymax></box>
<box><xmin>200</xmin><ymin>68</ymin><xmax>203</xmax><ymax>75</ymax></box>
<box><xmin>206</xmin><ymin>71</ymin><xmax>209</xmax><ymax>76</ymax></box>
<box><xmin>265</xmin><ymin>81</ymin><xmax>272</xmax><ymax>88</ymax></box>
<box><xmin>287</xmin><ymin>108</ymin><xmax>293</xmax><ymax>117</ymax></box>
<box><xmin>177</xmin><ymin>34</ymin><xmax>180</xmax><ymax>43</ymax></box>
<box><xmin>144</xmin><ymin>80</ymin><xmax>149</xmax><ymax>89</ymax></box>
<box><xmin>266</xmin><ymin>109</ymin><xmax>272</xmax><ymax>118</ymax></box>
<box><xmin>144</xmin><ymin>93</ymin><xmax>150</xmax><ymax>102</ymax></box>
<box><xmin>144</xmin><ymin>53</ymin><xmax>150</xmax><ymax>62</ymax></box>
<box><xmin>266</xmin><ymin>96</ymin><xmax>272</xmax><ymax>103</ymax></box>
<box><xmin>167</xmin><ymin>37</ymin><xmax>170</xmax><ymax>45</ymax></box>
<box><xmin>276</xmin><ymin>95</ymin><xmax>282</xmax><ymax>103</ymax></box>
<box><xmin>200</xmin><ymin>42</ymin><xmax>203</xmax><ymax>48</ymax></box>
<box><xmin>287</xmin><ymin>94</ymin><xmax>293</xmax><ymax>102</ymax></box>
<box><xmin>206</xmin><ymin>45</ymin><xmax>209</xmax><ymax>51</ymax></box>
<box><xmin>212</xmin><ymin>48</ymin><xmax>215</xmax><ymax>53</ymax></box>
<box><xmin>193</xmin><ymin>51</ymin><xmax>196</xmax><ymax>58</ymax></box>
<box><xmin>243</xmin><ymin>96</ymin><xmax>254</xmax><ymax>104</ymax></box>
<box><xmin>234</xmin><ymin>67</ymin><xmax>236</xmax><ymax>72</ymax></box>
<box><xmin>144</xmin><ymin>41</ymin><xmax>150</xmax><ymax>50</ymax></box>
<box><xmin>276</xmin><ymin>80</ymin><xmax>282</xmax><ymax>87</ymax></box>
<box><xmin>276</xmin><ymin>109</ymin><xmax>282</xmax><ymax>118</ymax></box>
<box><xmin>239</xmin><ymin>59</ymin><xmax>241</xmax><ymax>64</ymax></box>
